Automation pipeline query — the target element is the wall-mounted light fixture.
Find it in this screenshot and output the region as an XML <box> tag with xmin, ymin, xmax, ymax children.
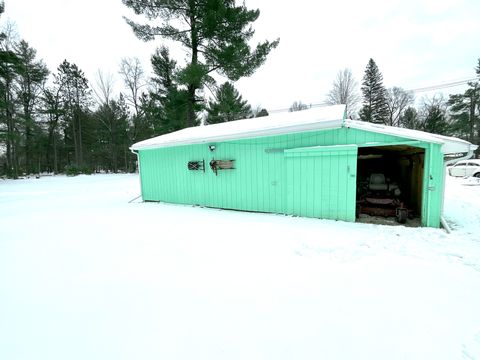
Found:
<box><xmin>208</xmin><ymin>144</ymin><xmax>216</xmax><ymax>152</ymax></box>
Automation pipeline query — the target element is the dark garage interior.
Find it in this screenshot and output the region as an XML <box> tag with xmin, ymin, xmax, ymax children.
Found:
<box><xmin>356</xmin><ymin>145</ymin><xmax>425</xmax><ymax>225</ymax></box>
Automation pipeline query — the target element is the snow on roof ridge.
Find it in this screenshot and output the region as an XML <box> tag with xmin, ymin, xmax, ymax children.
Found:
<box><xmin>131</xmin><ymin>104</ymin><xmax>346</xmax><ymax>150</ymax></box>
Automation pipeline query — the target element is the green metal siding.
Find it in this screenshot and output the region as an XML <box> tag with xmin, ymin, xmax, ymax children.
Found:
<box><xmin>137</xmin><ymin>127</ymin><xmax>445</xmax><ymax>228</ymax></box>
<box><xmin>284</xmin><ymin>145</ymin><xmax>358</xmax><ymax>221</ymax></box>
<box><xmin>421</xmin><ymin>143</ymin><xmax>444</xmax><ymax>227</ymax></box>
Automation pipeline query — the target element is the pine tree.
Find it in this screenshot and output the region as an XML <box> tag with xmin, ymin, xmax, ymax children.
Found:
<box><xmin>0</xmin><ymin>23</ymin><xmax>21</xmax><ymax>178</ymax></box>
<box><xmin>122</xmin><ymin>0</ymin><xmax>279</xmax><ymax>128</ymax></box>
<box><xmin>15</xmin><ymin>40</ymin><xmax>49</xmax><ymax>174</ymax></box>
<box><xmin>206</xmin><ymin>82</ymin><xmax>251</xmax><ymax>124</ymax></box>
<box><xmin>359</xmin><ymin>59</ymin><xmax>389</xmax><ymax>124</ymax></box>
<box><xmin>448</xmin><ymin>59</ymin><xmax>479</xmax><ymax>144</ymax></box>
<box><xmin>254</xmin><ymin>108</ymin><xmax>269</xmax><ymax>117</ymax></box>
<box><xmin>289</xmin><ymin>101</ymin><xmax>308</xmax><ymax>112</ymax></box>
<box><xmin>93</xmin><ymin>94</ymin><xmax>130</xmax><ymax>172</ymax></box>
<box><xmin>149</xmin><ymin>46</ymin><xmax>189</xmax><ymax>134</ymax></box>
<box><xmin>418</xmin><ymin>96</ymin><xmax>449</xmax><ymax>135</ymax></box>
<box><xmin>55</xmin><ymin>60</ymin><xmax>91</xmax><ymax>167</ymax></box>
<box><xmin>41</xmin><ymin>86</ymin><xmax>64</xmax><ymax>173</ymax></box>
<box><xmin>399</xmin><ymin>106</ymin><xmax>419</xmax><ymax>129</ymax></box>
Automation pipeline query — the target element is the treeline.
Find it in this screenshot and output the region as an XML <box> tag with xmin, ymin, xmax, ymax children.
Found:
<box><xmin>1</xmin><ymin>0</ymin><xmax>479</xmax><ymax>179</ymax></box>
<box><xmin>323</xmin><ymin>59</ymin><xmax>480</xmax><ymax>151</ymax></box>
<box><xmin>0</xmin><ymin>0</ymin><xmax>278</xmax><ymax>178</ymax></box>
<box><xmin>0</xmin><ymin>34</ymin><xmax>255</xmax><ymax>178</ymax></box>
<box><xmin>0</xmin><ymin>34</ymin><xmax>139</xmax><ymax>178</ymax></box>
<box><xmin>0</xmin><ymin>36</ymin><xmax>269</xmax><ymax>178</ymax></box>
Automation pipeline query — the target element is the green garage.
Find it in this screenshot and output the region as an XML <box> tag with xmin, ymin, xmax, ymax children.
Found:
<box><xmin>131</xmin><ymin>105</ymin><xmax>477</xmax><ymax>228</ymax></box>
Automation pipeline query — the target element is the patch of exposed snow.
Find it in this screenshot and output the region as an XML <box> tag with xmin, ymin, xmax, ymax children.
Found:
<box><xmin>0</xmin><ymin>173</ymin><xmax>479</xmax><ymax>360</ymax></box>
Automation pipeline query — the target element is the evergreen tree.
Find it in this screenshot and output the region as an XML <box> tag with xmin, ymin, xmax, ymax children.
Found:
<box><xmin>0</xmin><ymin>24</ymin><xmax>21</xmax><ymax>177</ymax></box>
<box><xmin>254</xmin><ymin>108</ymin><xmax>269</xmax><ymax>117</ymax></box>
<box><xmin>41</xmin><ymin>86</ymin><xmax>64</xmax><ymax>173</ymax></box>
<box><xmin>137</xmin><ymin>92</ymin><xmax>164</xmax><ymax>139</ymax></box>
<box><xmin>289</xmin><ymin>101</ymin><xmax>308</xmax><ymax>112</ymax></box>
<box><xmin>448</xmin><ymin>90</ymin><xmax>478</xmax><ymax>142</ymax></box>
<box><xmin>55</xmin><ymin>60</ymin><xmax>91</xmax><ymax>167</ymax></box>
<box><xmin>447</xmin><ymin>59</ymin><xmax>479</xmax><ymax>145</ymax></box>
<box><xmin>206</xmin><ymin>82</ymin><xmax>251</xmax><ymax>124</ymax></box>
<box><xmin>122</xmin><ymin>0</ymin><xmax>279</xmax><ymax>127</ymax></box>
<box><xmin>418</xmin><ymin>96</ymin><xmax>449</xmax><ymax>135</ymax></box>
<box><xmin>93</xmin><ymin>94</ymin><xmax>130</xmax><ymax>172</ymax></box>
<box><xmin>399</xmin><ymin>106</ymin><xmax>419</xmax><ymax>130</ymax></box>
<box><xmin>359</xmin><ymin>59</ymin><xmax>389</xmax><ymax>124</ymax></box>
<box><xmin>150</xmin><ymin>46</ymin><xmax>189</xmax><ymax>134</ymax></box>
<box><xmin>15</xmin><ymin>40</ymin><xmax>49</xmax><ymax>174</ymax></box>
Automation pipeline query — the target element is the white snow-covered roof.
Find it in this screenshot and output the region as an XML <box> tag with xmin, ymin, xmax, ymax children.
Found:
<box><xmin>130</xmin><ymin>105</ymin><xmax>346</xmax><ymax>150</ymax></box>
<box><xmin>130</xmin><ymin>104</ymin><xmax>477</xmax><ymax>155</ymax></box>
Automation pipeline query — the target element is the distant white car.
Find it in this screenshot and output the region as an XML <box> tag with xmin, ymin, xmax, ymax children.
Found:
<box><xmin>448</xmin><ymin>159</ymin><xmax>480</xmax><ymax>178</ymax></box>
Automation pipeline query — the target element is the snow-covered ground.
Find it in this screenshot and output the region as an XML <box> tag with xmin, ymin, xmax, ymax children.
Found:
<box><xmin>1</xmin><ymin>173</ymin><xmax>479</xmax><ymax>360</ymax></box>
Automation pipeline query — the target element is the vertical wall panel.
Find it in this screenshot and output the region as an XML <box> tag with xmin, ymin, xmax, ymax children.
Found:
<box><xmin>284</xmin><ymin>147</ymin><xmax>357</xmax><ymax>221</ymax></box>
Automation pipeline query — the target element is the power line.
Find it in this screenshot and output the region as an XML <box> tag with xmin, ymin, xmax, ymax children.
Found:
<box><xmin>266</xmin><ymin>78</ymin><xmax>478</xmax><ymax>115</ymax></box>
<box><xmin>405</xmin><ymin>77</ymin><xmax>477</xmax><ymax>93</ymax></box>
<box><xmin>204</xmin><ymin>77</ymin><xmax>479</xmax><ymax>122</ymax></box>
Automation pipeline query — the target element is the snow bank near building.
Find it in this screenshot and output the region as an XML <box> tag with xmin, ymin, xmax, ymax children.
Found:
<box><xmin>0</xmin><ymin>174</ymin><xmax>479</xmax><ymax>360</ymax></box>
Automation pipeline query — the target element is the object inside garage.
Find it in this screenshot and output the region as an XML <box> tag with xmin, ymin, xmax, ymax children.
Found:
<box><xmin>356</xmin><ymin>145</ymin><xmax>425</xmax><ymax>225</ymax></box>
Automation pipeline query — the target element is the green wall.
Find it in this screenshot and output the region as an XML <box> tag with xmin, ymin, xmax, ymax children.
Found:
<box><xmin>137</xmin><ymin>127</ymin><xmax>445</xmax><ymax>227</ymax></box>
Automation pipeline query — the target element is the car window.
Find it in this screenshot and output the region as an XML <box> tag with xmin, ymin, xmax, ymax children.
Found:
<box><xmin>468</xmin><ymin>162</ymin><xmax>479</xmax><ymax>166</ymax></box>
<box><xmin>455</xmin><ymin>162</ymin><xmax>466</xmax><ymax>166</ymax></box>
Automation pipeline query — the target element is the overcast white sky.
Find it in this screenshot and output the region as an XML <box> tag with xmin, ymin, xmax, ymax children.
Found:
<box><xmin>3</xmin><ymin>0</ymin><xmax>480</xmax><ymax>111</ymax></box>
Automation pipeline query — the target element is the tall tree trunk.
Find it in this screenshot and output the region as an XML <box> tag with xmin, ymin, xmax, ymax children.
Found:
<box><xmin>5</xmin><ymin>90</ymin><xmax>12</xmax><ymax>176</ymax></box>
<box><xmin>25</xmin><ymin>116</ymin><xmax>32</xmax><ymax>174</ymax></box>
<box><xmin>53</xmin><ymin>134</ymin><xmax>58</xmax><ymax>174</ymax></box>
<box><xmin>187</xmin><ymin>84</ymin><xmax>196</xmax><ymax>128</ymax></box>
<box><xmin>71</xmin><ymin>115</ymin><xmax>79</xmax><ymax>165</ymax></box>
<box><xmin>23</xmin><ymin>81</ymin><xmax>33</xmax><ymax>174</ymax></box>
<box><xmin>5</xmin><ymin>78</ymin><xmax>18</xmax><ymax>178</ymax></box>
<box><xmin>111</xmin><ymin>121</ymin><xmax>117</xmax><ymax>173</ymax></box>
<box><xmin>187</xmin><ymin>4</ymin><xmax>198</xmax><ymax>128</ymax></box>
<box><xmin>78</xmin><ymin>112</ymin><xmax>83</xmax><ymax>165</ymax></box>
<box><xmin>469</xmin><ymin>88</ymin><xmax>477</xmax><ymax>143</ymax></box>
<box><xmin>124</xmin><ymin>145</ymin><xmax>128</xmax><ymax>173</ymax></box>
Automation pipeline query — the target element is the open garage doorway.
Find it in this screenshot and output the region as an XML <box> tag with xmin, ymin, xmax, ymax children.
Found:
<box><xmin>356</xmin><ymin>145</ymin><xmax>425</xmax><ymax>226</ymax></box>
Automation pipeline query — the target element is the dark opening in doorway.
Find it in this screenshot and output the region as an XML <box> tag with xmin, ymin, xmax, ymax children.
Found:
<box><xmin>356</xmin><ymin>145</ymin><xmax>425</xmax><ymax>226</ymax></box>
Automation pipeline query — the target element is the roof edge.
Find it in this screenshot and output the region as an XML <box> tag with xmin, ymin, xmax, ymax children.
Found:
<box><xmin>344</xmin><ymin>120</ymin><xmax>476</xmax><ymax>154</ymax></box>
<box><xmin>131</xmin><ymin>119</ymin><xmax>343</xmax><ymax>151</ymax></box>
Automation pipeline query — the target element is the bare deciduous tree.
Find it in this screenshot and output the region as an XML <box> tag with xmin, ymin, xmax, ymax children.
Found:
<box><xmin>386</xmin><ymin>87</ymin><xmax>415</xmax><ymax>126</ymax></box>
<box><xmin>119</xmin><ymin>57</ymin><xmax>145</xmax><ymax>117</ymax></box>
<box><xmin>326</xmin><ymin>68</ymin><xmax>360</xmax><ymax>118</ymax></box>
<box><xmin>92</xmin><ymin>69</ymin><xmax>115</xmax><ymax>107</ymax></box>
